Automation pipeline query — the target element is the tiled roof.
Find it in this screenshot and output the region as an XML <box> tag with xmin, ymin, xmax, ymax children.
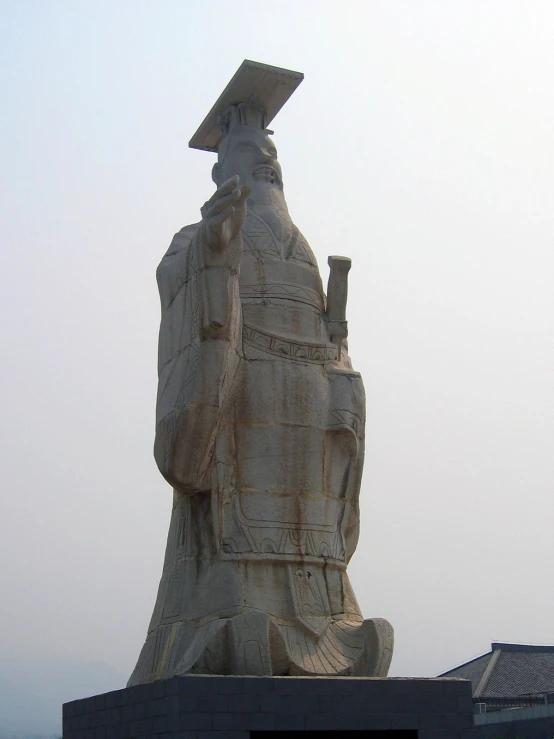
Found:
<box><xmin>439</xmin><ymin>643</ymin><xmax>554</xmax><ymax>699</ymax></box>
<box><xmin>439</xmin><ymin>652</ymin><xmax>491</xmax><ymax>693</ymax></box>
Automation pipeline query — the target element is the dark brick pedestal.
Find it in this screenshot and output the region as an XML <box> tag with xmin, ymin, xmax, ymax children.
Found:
<box><xmin>63</xmin><ymin>675</ymin><xmax>473</xmax><ymax>739</ymax></box>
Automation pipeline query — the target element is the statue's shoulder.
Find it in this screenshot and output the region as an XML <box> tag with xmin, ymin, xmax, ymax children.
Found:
<box><xmin>163</xmin><ymin>221</ymin><xmax>202</xmax><ymax>259</ymax></box>
<box><xmin>156</xmin><ymin>222</ymin><xmax>202</xmax><ymax>302</ymax></box>
<box><xmin>157</xmin><ymin>222</ymin><xmax>201</xmax><ymax>279</ymax></box>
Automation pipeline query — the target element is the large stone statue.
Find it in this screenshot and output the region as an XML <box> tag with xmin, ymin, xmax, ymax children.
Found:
<box><xmin>129</xmin><ymin>61</ymin><xmax>393</xmax><ymax>683</ymax></box>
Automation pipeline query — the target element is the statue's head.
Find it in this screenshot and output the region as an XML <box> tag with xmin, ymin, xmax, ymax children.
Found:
<box><xmin>190</xmin><ymin>62</ymin><xmax>303</xmax><ymax>210</ymax></box>
<box><xmin>213</xmin><ymin>125</ymin><xmax>282</xmax><ymax>192</ymax></box>
<box><xmin>211</xmin><ymin>104</ymin><xmax>285</xmax><ymax>208</ymax></box>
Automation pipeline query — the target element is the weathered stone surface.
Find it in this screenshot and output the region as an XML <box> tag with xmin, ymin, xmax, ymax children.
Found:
<box><xmin>129</xmin><ymin>61</ymin><xmax>393</xmax><ymax>683</ymax></box>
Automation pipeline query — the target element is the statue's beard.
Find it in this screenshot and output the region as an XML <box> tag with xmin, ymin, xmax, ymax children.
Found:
<box><xmin>246</xmin><ymin>184</ymin><xmax>295</xmax><ymax>243</ymax></box>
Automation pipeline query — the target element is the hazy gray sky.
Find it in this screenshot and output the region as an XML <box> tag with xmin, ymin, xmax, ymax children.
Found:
<box><xmin>1</xmin><ymin>0</ymin><xmax>553</xmax><ymax>682</ymax></box>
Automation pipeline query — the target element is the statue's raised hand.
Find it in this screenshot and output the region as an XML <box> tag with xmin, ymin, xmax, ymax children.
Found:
<box><xmin>201</xmin><ymin>176</ymin><xmax>250</xmax><ymax>254</ymax></box>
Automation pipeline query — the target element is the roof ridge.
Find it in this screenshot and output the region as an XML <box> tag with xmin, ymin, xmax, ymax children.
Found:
<box><xmin>475</xmin><ymin>647</ymin><xmax>501</xmax><ymax>697</ymax></box>
<box><xmin>492</xmin><ymin>642</ymin><xmax>554</xmax><ymax>653</ymax></box>
<box><xmin>438</xmin><ymin>649</ymin><xmax>491</xmax><ymax>676</ymax></box>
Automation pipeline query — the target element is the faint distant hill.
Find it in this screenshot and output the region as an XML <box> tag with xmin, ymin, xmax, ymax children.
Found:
<box><xmin>0</xmin><ymin>658</ymin><xmax>126</xmax><ymax>738</ymax></box>
<box><xmin>0</xmin><ymin>676</ymin><xmax>59</xmax><ymax>738</ymax></box>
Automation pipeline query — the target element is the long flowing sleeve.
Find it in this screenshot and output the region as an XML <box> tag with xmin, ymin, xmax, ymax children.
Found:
<box><xmin>153</xmin><ymin>222</ymin><xmax>242</xmax><ymax>492</ymax></box>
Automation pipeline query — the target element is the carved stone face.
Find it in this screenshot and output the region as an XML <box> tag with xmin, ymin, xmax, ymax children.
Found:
<box><xmin>214</xmin><ymin>126</ymin><xmax>283</xmax><ymax>201</ymax></box>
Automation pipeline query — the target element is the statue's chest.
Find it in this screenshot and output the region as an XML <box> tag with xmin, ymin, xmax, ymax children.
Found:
<box><xmin>241</xmin><ymin>212</ymin><xmax>317</xmax><ymax>268</ymax></box>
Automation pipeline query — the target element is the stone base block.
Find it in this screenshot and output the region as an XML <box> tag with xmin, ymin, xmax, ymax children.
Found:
<box><xmin>63</xmin><ymin>675</ymin><xmax>473</xmax><ymax>739</ymax></box>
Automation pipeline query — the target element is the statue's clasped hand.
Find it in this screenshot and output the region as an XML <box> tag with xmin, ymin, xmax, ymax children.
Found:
<box><xmin>201</xmin><ymin>176</ymin><xmax>250</xmax><ymax>257</ymax></box>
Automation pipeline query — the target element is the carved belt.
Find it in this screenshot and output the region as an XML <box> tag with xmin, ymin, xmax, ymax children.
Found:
<box><xmin>239</xmin><ymin>282</ymin><xmax>323</xmax><ymax>310</ymax></box>
<box><xmin>242</xmin><ymin>323</ymin><xmax>338</xmax><ymax>363</ymax></box>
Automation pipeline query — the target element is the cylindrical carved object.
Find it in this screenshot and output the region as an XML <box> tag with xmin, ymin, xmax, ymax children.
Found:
<box><xmin>327</xmin><ymin>255</ymin><xmax>351</xmax><ymax>358</ymax></box>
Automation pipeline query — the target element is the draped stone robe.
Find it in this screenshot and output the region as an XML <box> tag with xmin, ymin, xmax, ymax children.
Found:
<box><xmin>128</xmin><ymin>209</ymin><xmax>393</xmax><ymax>684</ymax></box>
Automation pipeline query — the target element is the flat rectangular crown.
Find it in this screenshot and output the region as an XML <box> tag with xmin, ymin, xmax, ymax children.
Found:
<box><xmin>189</xmin><ymin>60</ymin><xmax>304</xmax><ymax>153</ymax></box>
